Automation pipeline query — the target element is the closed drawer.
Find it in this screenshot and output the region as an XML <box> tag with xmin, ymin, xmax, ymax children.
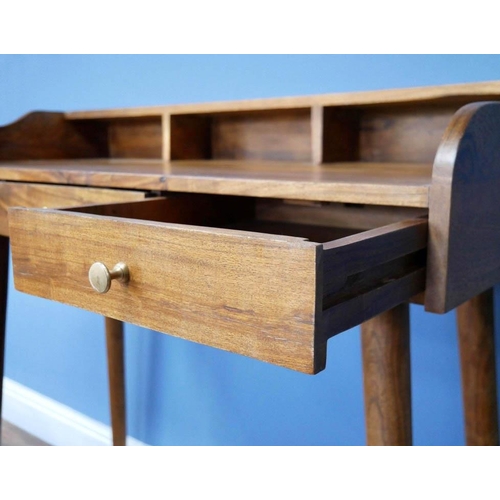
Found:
<box><xmin>8</xmin><ymin>195</ymin><xmax>427</xmax><ymax>374</ymax></box>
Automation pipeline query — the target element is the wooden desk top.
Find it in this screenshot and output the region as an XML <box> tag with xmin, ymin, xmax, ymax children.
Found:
<box><xmin>0</xmin><ymin>160</ymin><xmax>432</xmax><ymax>207</ymax></box>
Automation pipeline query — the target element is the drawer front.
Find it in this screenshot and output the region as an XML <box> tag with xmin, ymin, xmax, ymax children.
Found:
<box><xmin>9</xmin><ymin>204</ymin><xmax>322</xmax><ymax>374</ymax></box>
<box><xmin>0</xmin><ymin>182</ymin><xmax>146</xmax><ymax>236</ymax></box>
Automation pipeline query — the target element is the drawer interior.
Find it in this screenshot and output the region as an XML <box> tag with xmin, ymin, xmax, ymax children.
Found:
<box><xmin>71</xmin><ymin>193</ymin><xmax>427</xmax><ymax>242</ymax></box>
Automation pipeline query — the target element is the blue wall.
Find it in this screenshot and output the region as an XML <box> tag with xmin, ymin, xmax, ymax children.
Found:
<box><xmin>2</xmin><ymin>55</ymin><xmax>500</xmax><ymax>445</ymax></box>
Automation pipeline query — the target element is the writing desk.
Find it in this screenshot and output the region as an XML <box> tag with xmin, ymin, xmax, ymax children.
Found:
<box><xmin>1</xmin><ymin>81</ymin><xmax>499</xmax><ymax>445</ymax></box>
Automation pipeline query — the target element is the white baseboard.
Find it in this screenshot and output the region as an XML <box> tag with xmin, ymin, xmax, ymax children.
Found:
<box><xmin>2</xmin><ymin>377</ymin><xmax>146</xmax><ymax>446</ymax></box>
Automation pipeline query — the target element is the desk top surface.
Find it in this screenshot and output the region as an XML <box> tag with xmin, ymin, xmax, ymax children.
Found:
<box><xmin>0</xmin><ymin>160</ymin><xmax>432</xmax><ymax>207</ymax></box>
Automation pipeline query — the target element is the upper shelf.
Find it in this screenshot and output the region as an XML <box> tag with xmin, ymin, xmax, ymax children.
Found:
<box><xmin>4</xmin><ymin>81</ymin><xmax>500</xmax><ymax>169</ymax></box>
<box><xmin>64</xmin><ymin>80</ymin><xmax>500</xmax><ymax>119</ymax></box>
<box><xmin>0</xmin><ymin>160</ymin><xmax>432</xmax><ymax>207</ymax></box>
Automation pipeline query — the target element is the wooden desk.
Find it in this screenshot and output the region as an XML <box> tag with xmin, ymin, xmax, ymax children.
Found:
<box><xmin>1</xmin><ymin>81</ymin><xmax>499</xmax><ymax>445</ymax></box>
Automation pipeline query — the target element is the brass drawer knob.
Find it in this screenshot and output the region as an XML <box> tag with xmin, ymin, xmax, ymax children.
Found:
<box><xmin>88</xmin><ymin>262</ymin><xmax>130</xmax><ymax>294</ymax></box>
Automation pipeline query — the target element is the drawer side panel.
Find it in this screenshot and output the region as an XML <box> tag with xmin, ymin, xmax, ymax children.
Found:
<box><xmin>0</xmin><ymin>183</ymin><xmax>146</xmax><ymax>236</ymax></box>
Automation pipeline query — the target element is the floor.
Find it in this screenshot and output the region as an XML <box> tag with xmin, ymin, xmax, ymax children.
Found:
<box><xmin>1</xmin><ymin>420</ymin><xmax>49</xmax><ymax>446</ymax></box>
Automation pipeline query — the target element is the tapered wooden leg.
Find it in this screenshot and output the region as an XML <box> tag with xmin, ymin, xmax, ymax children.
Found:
<box><xmin>105</xmin><ymin>317</ymin><xmax>126</xmax><ymax>446</ymax></box>
<box><xmin>456</xmin><ymin>289</ymin><xmax>499</xmax><ymax>446</ymax></box>
<box><xmin>0</xmin><ymin>237</ymin><xmax>9</xmax><ymax>446</ymax></box>
<box><xmin>361</xmin><ymin>303</ymin><xmax>412</xmax><ymax>445</ymax></box>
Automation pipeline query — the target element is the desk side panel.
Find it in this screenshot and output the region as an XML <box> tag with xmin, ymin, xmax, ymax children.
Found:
<box><xmin>426</xmin><ymin>102</ymin><xmax>500</xmax><ymax>313</ymax></box>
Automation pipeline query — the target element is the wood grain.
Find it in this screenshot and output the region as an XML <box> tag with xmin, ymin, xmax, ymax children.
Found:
<box><xmin>107</xmin><ymin>117</ymin><xmax>162</xmax><ymax>159</ymax></box>
<box><xmin>322</xmin><ymin>218</ymin><xmax>427</xmax><ymax>276</ymax></box>
<box><xmin>321</xmin><ymin>216</ymin><xmax>427</xmax><ymax>335</ymax></box>
<box><xmin>256</xmin><ymin>199</ymin><xmax>427</xmax><ymax>231</ymax></box>
<box><xmin>225</xmin><ymin>219</ymin><xmax>357</xmax><ymax>244</ymax></box>
<box><xmin>0</xmin><ymin>237</ymin><xmax>8</xmax><ymax>446</ymax></box>
<box><xmin>8</xmin><ymin>195</ymin><xmax>428</xmax><ymax>373</ymax></box>
<box><xmin>171</xmin><ymin>109</ymin><xmax>313</xmax><ymax>162</ymax></box>
<box><xmin>169</xmin><ymin>114</ymin><xmax>211</xmax><ymax>160</ymax></box>
<box><xmin>0</xmin><ymin>160</ymin><xmax>432</xmax><ymax>207</ymax></box>
<box><xmin>0</xmin><ymin>182</ymin><xmax>146</xmax><ymax>236</ymax></box>
<box><xmin>359</xmin><ymin>105</ymin><xmax>456</xmax><ymax>163</ymax></box>
<box><xmin>7</xmin><ymin>79</ymin><xmax>500</xmax><ymax>447</ymax></box>
<box><xmin>456</xmin><ymin>289</ymin><xmax>499</xmax><ymax>445</ymax></box>
<box><xmin>319</xmin><ymin>107</ymin><xmax>360</xmax><ymax>164</ymax></box>
<box><xmin>211</xmin><ymin>109</ymin><xmax>311</xmax><ymax>162</ymax></box>
<box><xmin>323</xmin><ymin>268</ymin><xmax>425</xmax><ymax>340</ymax></box>
<box><xmin>320</xmin><ymin>219</ymin><xmax>426</xmax><ymax>339</ymax></box>
<box><xmin>311</xmin><ymin>106</ymin><xmax>360</xmax><ymax>164</ymax></box>
<box><xmin>168</xmin><ymin>104</ymin><xmax>455</xmax><ymax>166</ymax></box>
<box><xmin>9</xmin><ymin>207</ymin><xmax>323</xmax><ymax>374</ymax></box>
<box><xmin>65</xmin><ymin>80</ymin><xmax>500</xmax><ymax>120</ymax></box>
<box><xmin>361</xmin><ymin>303</ymin><xmax>412</xmax><ymax>445</ymax></box>
<box><xmin>69</xmin><ymin>195</ymin><xmax>255</xmax><ymax>227</ymax></box>
<box><xmin>105</xmin><ymin>317</ymin><xmax>126</xmax><ymax>446</ymax></box>
<box><xmin>426</xmin><ymin>102</ymin><xmax>500</xmax><ymax>312</ymax></box>
<box><xmin>0</xmin><ymin>112</ymin><xmax>107</xmax><ymax>160</ymax></box>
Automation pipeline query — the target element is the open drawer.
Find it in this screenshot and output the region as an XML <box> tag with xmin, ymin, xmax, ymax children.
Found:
<box><xmin>8</xmin><ymin>194</ymin><xmax>427</xmax><ymax>374</ymax></box>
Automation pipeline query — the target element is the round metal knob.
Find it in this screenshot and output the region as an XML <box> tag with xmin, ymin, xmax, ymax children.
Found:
<box><xmin>88</xmin><ymin>262</ymin><xmax>130</xmax><ymax>294</ymax></box>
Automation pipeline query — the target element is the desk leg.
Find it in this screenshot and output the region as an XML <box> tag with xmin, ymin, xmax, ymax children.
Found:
<box><xmin>0</xmin><ymin>237</ymin><xmax>8</xmax><ymax>446</ymax></box>
<box><xmin>456</xmin><ymin>289</ymin><xmax>499</xmax><ymax>445</ymax></box>
<box><xmin>361</xmin><ymin>303</ymin><xmax>412</xmax><ymax>445</ymax></box>
<box><xmin>105</xmin><ymin>317</ymin><xmax>126</xmax><ymax>446</ymax></box>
